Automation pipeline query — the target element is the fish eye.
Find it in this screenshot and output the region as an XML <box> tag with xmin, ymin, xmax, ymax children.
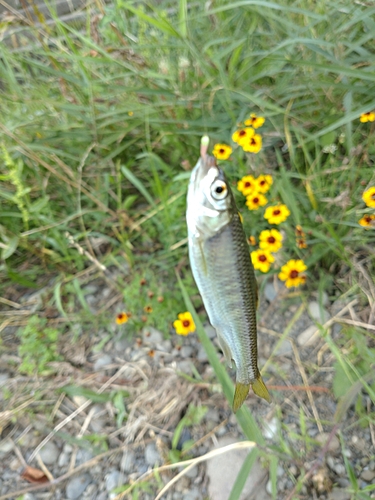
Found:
<box><xmin>211</xmin><ymin>180</ymin><xmax>228</xmax><ymax>200</ymax></box>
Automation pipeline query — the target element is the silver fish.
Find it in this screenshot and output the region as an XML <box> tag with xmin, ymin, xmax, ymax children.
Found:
<box><xmin>187</xmin><ymin>152</ymin><xmax>270</xmax><ymax>412</ymax></box>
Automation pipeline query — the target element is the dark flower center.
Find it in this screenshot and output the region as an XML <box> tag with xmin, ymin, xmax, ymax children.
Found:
<box><xmin>244</xmin><ymin>181</ymin><xmax>251</xmax><ymax>188</ymax></box>
<box><xmin>219</xmin><ymin>148</ymin><xmax>225</xmax><ymax>154</ymax></box>
<box><xmin>250</xmin><ymin>138</ymin><xmax>256</xmax><ymax>145</ymax></box>
<box><xmin>258</xmin><ymin>255</ymin><xmax>267</xmax><ymax>262</ymax></box>
<box><xmin>253</xmin><ymin>197</ymin><xmax>259</xmax><ymax>204</ymax></box>
<box><xmin>117</xmin><ymin>314</ymin><xmax>124</xmax><ymax>319</ymax></box>
<box><xmin>268</xmin><ymin>236</ymin><xmax>276</xmax><ymax>244</ymax></box>
<box><xmin>290</xmin><ymin>270</ymin><xmax>299</xmax><ymax>279</ymax></box>
<box><xmin>371</xmin><ymin>193</ymin><xmax>375</xmax><ymax>200</ymax></box>
<box><xmin>239</xmin><ymin>130</ymin><xmax>246</xmax><ymax>136</ymax></box>
<box><xmin>273</xmin><ymin>209</ymin><xmax>281</xmax><ymax>216</ymax></box>
<box><xmin>182</xmin><ymin>320</ymin><xmax>190</xmax><ymax>327</ymax></box>
<box><xmin>260</xmin><ymin>180</ymin><xmax>266</xmax><ymax>186</ymax></box>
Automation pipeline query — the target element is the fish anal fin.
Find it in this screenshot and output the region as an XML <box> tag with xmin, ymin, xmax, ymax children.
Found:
<box><xmin>216</xmin><ymin>331</ymin><xmax>232</xmax><ymax>368</ymax></box>
<box><xmin>252</xmin><ymin>375</ymin><xmax>271</xmax><ymax>403</ymax></box>
<box><xmin>233</xmin><ymin>382</ymin><xmax>250</xmax><ymax>413</ymax></box>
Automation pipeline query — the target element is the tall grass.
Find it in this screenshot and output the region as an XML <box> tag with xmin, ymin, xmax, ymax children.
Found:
<box><xmin>1</xmin><ymin>0</ymin><xmax>375</xmax><ymax>498</ymax></box>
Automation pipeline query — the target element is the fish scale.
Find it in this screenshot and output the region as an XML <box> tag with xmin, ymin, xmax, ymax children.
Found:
<box><xmin>187</xmin><ymin>152</ymin><xmax>270</xmax><ymax>411</ymax></box>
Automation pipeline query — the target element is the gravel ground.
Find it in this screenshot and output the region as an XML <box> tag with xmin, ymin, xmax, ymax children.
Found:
<box><xmin>1</xmin><ymin>272</ymin><xmax>374</xmax><ymax>500</ymax></box>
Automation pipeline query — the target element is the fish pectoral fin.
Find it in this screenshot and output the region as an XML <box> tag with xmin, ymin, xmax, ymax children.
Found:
<box><xmin>216</xmin><ymin>332</ymin><xmax>232</xmax><ymax>368</ymax></box>
<box><xmin>198</xmin><ymin>239</ymin><xmax>208</xmax><ymax>275</ymax></box>
<box><xmin>252</xmin><ymin>374</ymin><xmax>271</xmax><ymax>403</ymax></box>
<box><xmin>233</xmin><ymin>382</ymin><xmax>251</xmax><ymax>413</ymax></box>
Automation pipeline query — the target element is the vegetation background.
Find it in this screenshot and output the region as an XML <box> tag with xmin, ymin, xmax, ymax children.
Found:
<box><xmin>1</xmin><ymin>0</ymin><xmax>375</xmax><ymax>499</ymax></box>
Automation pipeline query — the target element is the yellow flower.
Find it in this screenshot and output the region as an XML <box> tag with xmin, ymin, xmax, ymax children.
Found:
<box><xmin>212</xmin><ymin>143</ymin><xmax>232</xmax><ymax>160</ymax></box>
<box><xmin>259</xmin><ymin>229</ymin><xmax>283</xmax><ymax>252</ymax></box>
<box><xmin>255</xmin><ymin>174</ymin><xmax>273</xmax><ymax>193</ymax></box>
<box><xmin>362</xmin><ymin>187</ymin><xmax>375</xmax><ymax>208</ymax></box>
<box><xmin>358</xmin><ymin>214</ymin><xmax>375</xmax><ymax>228</ymax></box>
<box><xmin>237</xmin><ymin>175</ymin><xmax>256</xmax><ymax>196</ymax></box>
<box><xmin>251</xmin><ymin>249</ymin><xmax>275</xmax><ymax>273</ymax></box>
<box><xmin>264</xmin><ymin>204</ymin><xmax>290</xmax><ymax>224</ymax></box>
<box><xmin>128</xmin><ymin>111</ymin><xmax>134</xmax><ymax>116</ymax></box>
<box><xmin>232</xmin><ymin>127</ymin><xmax>254</xmax><ymax>145</ymax></box>
<box><xmin>116</xmin><ymin>312</ymin><xmax>130</xmax><ymax>325</ymax></box>
<box><xmin>360</xmin><ymin>112</ymin><xmax>375</xmax><ymax>123</ymax></box>
<box><xmin>173</xmin><ymin>312</ymin><xmax>196</xmax><ymax>336</ymax></box>
<box><xmin>144</xmin><ymin>305</ymin><xmax>153</xmax><ymax>313</ymax></box>
<box><xmin>242</xmin><ymin>134</ymin><xmax>262</xmax><ymax>154</ymax></box>
<box><xmin>278</xmin><ymin>259</ymin><xmax>307</xmax><ymax>288</ymax></box>
<box><xmin>245</xmin><ymin>192</ymin><xmax>268</xmax><ymax>211</ymax></box>
<box><xmin>244</xmin><ymin>113</ymin><xmax>265</xmax><ymax>129</ymax></box>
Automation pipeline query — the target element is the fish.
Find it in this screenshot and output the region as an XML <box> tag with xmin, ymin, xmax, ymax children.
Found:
<box><xmin>186</xmin><ymin>144</ymin><xmax>271</xmax><ymax>412</ymax></box>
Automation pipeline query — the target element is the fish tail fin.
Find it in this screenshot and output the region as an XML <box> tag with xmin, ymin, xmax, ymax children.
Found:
<box><xmin>252</xmin><ymin>374</ymin><xmax>271</xmax><ymax>403</ymax></box>
<box><xmin>233</xmin><ymin>382</ymin><xmax>251</xmax><ymax>413</ymax></box>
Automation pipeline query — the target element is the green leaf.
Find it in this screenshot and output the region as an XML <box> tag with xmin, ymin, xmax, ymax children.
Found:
<box><xmin>2</xmin><ymin>236</ymin><xmax>19</xmax><ymax>260</ymax></box>
<box><xmin>58</xmin><ymin>385</ymin><xmax>113</xmax><ymax>404</ymax></box>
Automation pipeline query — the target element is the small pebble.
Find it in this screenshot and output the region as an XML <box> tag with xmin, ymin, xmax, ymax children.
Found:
<box><xmin>204</xmin><ymin>324</ymin><xmax>216</xmax><ymax>339</ymax></box>
<box><xmin>106</xmin><ymin>469</ymin><xmax>123</xmax><ymax>492</ymax></box>
<box><xmin>66</xmin><ymin>473</ymin><xmax>92</xmax><ymax>499</ymax></box>
<box><xmin>121</xmin><ymin>450</ymin><xmax>135</xmax><ymax>472</ymax></box>
<box><xmin>93</xmin><ymin>354</ymin><xmax>113</xmax><ymax>371</ymax></box>
<box><xmin>361</xmin><ymin>469</ymin><xmax>375</xmax><ymax>482</ymax></box>
<box><xmin>145</xmin><ymin>443</ymin><xmax>161</xmax><ymax>466</ymax></box>
<box><xmin>182</xmin><ymin>486</ymin><xmax>201</xmax><ymax>500</ymax></box>
<box><xmin>142</xmin><ymin>327</ymin><xmax>163</xmax><ymax>344</ymax></box>
<box><xmin>180</xmin><ymin>346</ymin><xmax>194</xmax><ymax>359</ymax></box>
<box><xmin>264</xmin><ymin>281</ymin><xmax>279</xmax><ymax>302</ymax></box>
<box><xmin>205</xmin><ymin>408</ymin><xmax>220</xmax><ymax>424</ymax></box>
<box><xmin>308</xmin><ymin>301</ymin><xmax>330</xmax><ymax>322</ymax></box>
<box><xmin>327</xmin><ymin>488</ymin><xmax>351</xmax><ymax>500</ymax></box>
<box><xmin>185</xmin><ymin>465</ymin><xmax>199</xmax><ymax>479</ymax></box>
<box><xmin>197</xmin><ymin>344</ymin><xmax>208</xmax><ymax>362</ymax></box>
<box><xmin>39</xmin><ymin>441</ymin><xmax>59</xmax><ymax>465</ymax></box>
<box><xmin>315</xmin><ymin>433</ymin><xmax>340</xmax><ymax>452</ymax></box>
<box><xmin>297</xmin><ymin>324</ymin><xmax>320</xmax><ymax>346</ymax></box>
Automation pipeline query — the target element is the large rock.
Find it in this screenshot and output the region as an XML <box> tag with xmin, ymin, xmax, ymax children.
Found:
<box><xmin>206</xmin><ymin>436</ymin><xmax>271</xmax><ymax>500</ymax></box>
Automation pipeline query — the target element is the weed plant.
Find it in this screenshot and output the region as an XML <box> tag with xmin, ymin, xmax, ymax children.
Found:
<box><xmin>1</xmin><ymin>0</ymin><xmax>375</xmax><ymax>498</ymax></box>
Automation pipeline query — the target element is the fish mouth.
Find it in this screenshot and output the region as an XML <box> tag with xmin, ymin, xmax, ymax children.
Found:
<box><xmin>191</xmin><ymin>154</ymin><xmax>218</xmax><ymax>189</ymax></box>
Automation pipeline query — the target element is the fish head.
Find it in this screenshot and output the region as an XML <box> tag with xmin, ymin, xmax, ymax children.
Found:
<box><xmin>187</xmin><ymin>154</ymin><xmax>235</xmax><ymax>237</ymax></box>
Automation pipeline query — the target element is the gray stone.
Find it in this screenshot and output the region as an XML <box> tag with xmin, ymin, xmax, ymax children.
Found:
<box><xmin>66</xmin><ymin>474</ymin><xmax>92</xmax><ymax>499</ymax></box>
<box><xmin>315</xmin><ymin>433</ymin><xmax>340</xmax><ymax>452</ymax></box>
<box><xmin>106</xmin><ymin>470</ymin><xmax>123</xmax><ymax>492</ymax></box>
<box><xmin>58</xmin><ymin>451</ymin><xmax>70</xmax><ymax>467</ymax></box>
<box><xmin>180</xmin><ymin>346</ymin><xmax>193</xmax><ymax>359</ymax></box>
<box><xmin>176</xmin><ymin>360</ymin><xmax>193</xmax><ymax>375</ymax></box>
<box><xmin>361</xmin><ymin>469</ymin><xmax>375</xmax><ymax>482</ymax></box>
<box><xmin>204</xmin><ymin>324</ymin><xmax>216</xmax><ymax>339</ymax></box>
<box><xmin>39</xmin><ymin>441</ymin><xmax>59</xmax><ymax>465</ymax></box>
<box><xmin>182</xmin><ymin>486</ymin><xmax>201</xmax><ymax>500</ymax></box>
<box><xmin>142</xmin><ymin>327</ymin><xmax>163</xmax><ymax>344</ymax></box>
<box><xmin>145</xmin><ymin>443</ymin><xmax>161</xmax><ymax>466</ymax></box>
<box><xmin>308</xmin><ymin>301</ymin><xmax>330</xmax><ymax>323</ymax></box>
<box><xmin>197</xmin><ymin>344</ymin><xmax>208</xmax><ymax>362</ymax></box>
<box><xmin>93</xmin><ymin>354</ymin><xmax>113</xmax><ymax>371</ymax></box>
<box><xmin>0</xmin><ymin>373</ymin><xmax>9</xmax><ymax>385</ymax></box>
<box><xmin>205</xmin><ymin>408</ymin><xmax>220</xmax><ymax>424</ymax></box>
<box><xmin>297</xmin><ymin>324</ymin><xmax>320</xmax><ymax>346</ymax></box>
<box><xmin>263</xmin><ymin>417</ymin><xmax>280</xmax><ymax>440</ymax></box>
<box><xmin>23</xmin><ymin>494</ymin><xmax>36</xmax><ymax>500</ymax></box>
<box><xmin>0</xmin><ymin>439</ymin><xmax>14</xmax><ymax>454</ymax></box>
<box><xmin>114</xmin><ymin>337</ymin><xmax>132</xmax><ymax>352</ymax></box>
<box><xmin>76</xmin><ymin>449</ymin><xmax>94</xmax><ymax>466</ymax></box>
<box><xmin>328</xmin><ymin>488</ymin><xmax>351</xmax><ymax>500</ymax></box>
<box><xmin>264</xmin><ymin>281</ymin><xmax>280</xmax><ymax>302</ymax></box>
<box><xmin>121</xmin><ymin>450</ymin><xmax>135</xmax><ymax>472</ymax></box>
<box><xmin>206</xmin><ymin>436</ymin><xmax>271</xmax><ymax>500</ymax></box>
<box><xmin>184</xmin><ymin>465</ymin><xmax>199</xmax><ymax>479</ymax></box>
<box><xmin>157</xmin><ymin>339</ymin><xmax>172</xmax><ymax>352</ymax></box>
<box><xmin>275</xmin><ymin>339</ymin><xmax>292</xmax><ymax>355</ymax></box>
